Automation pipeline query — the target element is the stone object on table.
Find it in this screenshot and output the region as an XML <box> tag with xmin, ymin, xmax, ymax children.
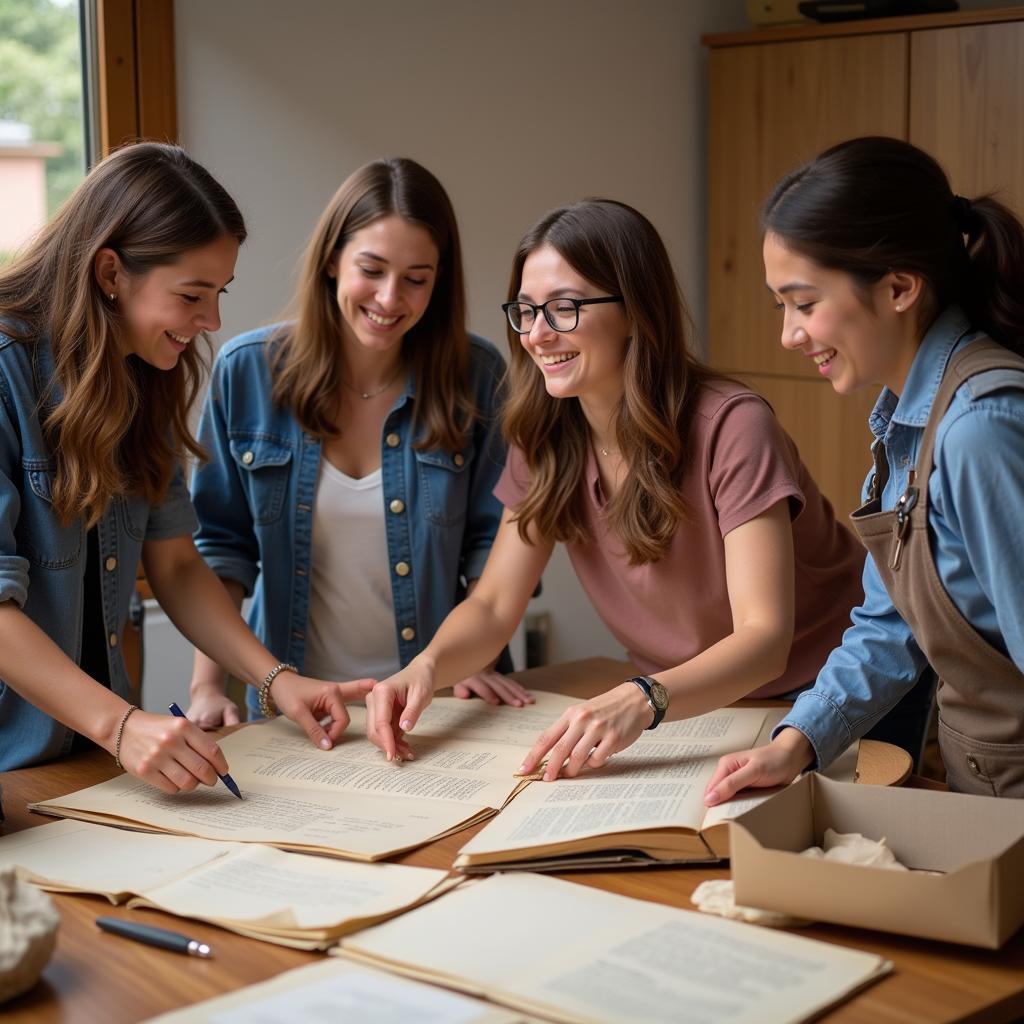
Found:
<box><xmin>0</xmin><ymin>865</ymin><xmax>59</xmax><ymax>1003</ymax></box>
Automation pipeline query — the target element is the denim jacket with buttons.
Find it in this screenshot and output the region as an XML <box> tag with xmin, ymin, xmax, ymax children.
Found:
<box><xmin>0</xmin><ymin>331</ymin><xmax>198</xmax><ymax>770</ymax></box>
<box><xmin>190</xmin><ymin>325</ymin><xmax>509</xmax><ymax>716</ymax></box>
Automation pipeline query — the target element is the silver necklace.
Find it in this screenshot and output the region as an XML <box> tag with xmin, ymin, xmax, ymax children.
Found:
<box><xmin>340</xmin><ymin>363</ymin><xmax>403</xmax><ymax>400</ymax></box>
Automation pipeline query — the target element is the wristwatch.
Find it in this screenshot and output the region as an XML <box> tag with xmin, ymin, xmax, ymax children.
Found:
<box><xmin>628</xmin><ymin>675</ymin><xmax>669</xmax><ymax>729</ymax></box>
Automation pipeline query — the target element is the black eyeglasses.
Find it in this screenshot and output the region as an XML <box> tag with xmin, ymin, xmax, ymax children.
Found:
<box><xmin>501</xmin><ymin>296</ymin><xmax>623</xmax><ymax>334</ymax></box>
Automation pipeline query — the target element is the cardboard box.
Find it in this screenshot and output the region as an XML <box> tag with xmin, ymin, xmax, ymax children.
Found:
<box><xmin>729</xmin><ymin>774</ymin><xmax>1024</xmax><ymax>948</ymax></box>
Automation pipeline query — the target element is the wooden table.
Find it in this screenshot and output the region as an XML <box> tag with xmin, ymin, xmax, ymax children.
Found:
<box><xmin>2</xmin><ymin>658</ymin><xmax>1022</xmax><ymax>1024</ymax></box>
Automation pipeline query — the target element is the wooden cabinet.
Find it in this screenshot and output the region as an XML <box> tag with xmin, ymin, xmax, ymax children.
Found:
<box><xmin>704</xmin><ymin>7</ymin><xmax>1024</xmax><ymax>516</ymax></box>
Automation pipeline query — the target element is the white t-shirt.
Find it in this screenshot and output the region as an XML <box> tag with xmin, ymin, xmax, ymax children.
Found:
<box><xmin>303</xmin><ymin>459</ymin><xmax>400</xmax><ymax>681</ymax></box>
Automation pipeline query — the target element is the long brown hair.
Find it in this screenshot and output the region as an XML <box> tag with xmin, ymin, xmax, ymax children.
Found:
<box><xmin>0</xmin><ymin>142</ymin><xmax>246</xmax><ymax>526</ymax></box>
<box><xmin>504</xmin><ymin>198</ymin><xmax>718</xmax><ymax>566</ymax></box>
<box><xmin>271</xmin><ymin>157</ymin><xmax>473</xmax><ymax>451</ymax></box>
<box><xmin>762</xmin><ymin>136</ymin><xmax>1024</xmax><ymax>354</ymax></box>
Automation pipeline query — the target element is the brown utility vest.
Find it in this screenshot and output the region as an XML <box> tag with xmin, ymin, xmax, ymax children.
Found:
<box><xmin>850</xmin><ymin>338</ymin><xmax>1024</xmax><ymax>797</ymax></box>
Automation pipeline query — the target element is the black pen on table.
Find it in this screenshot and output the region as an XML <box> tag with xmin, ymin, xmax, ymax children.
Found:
<box><xmin>168</xmin><ymin>702</ymin><xmax>243</xmax><ymax>799</ymax></box>
<box><xmin>96</xmin><ymin>916</ymin><xmax>213</xmax><ymax>957</ymax></box>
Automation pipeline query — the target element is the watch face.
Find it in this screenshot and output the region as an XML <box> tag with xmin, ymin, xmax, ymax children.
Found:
<box><xmin>649</xmin><ymin>681</ymin><xmax>669</xmax><ymax>711</ymax></box>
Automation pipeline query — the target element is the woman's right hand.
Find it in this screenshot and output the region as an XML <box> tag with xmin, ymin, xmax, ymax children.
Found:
<box><xmin>116</xmin><ymin>710</ymin><xmax>231</xmax><ymax>795</ymax></box>
<box><xmin>185</xmin><ymin>686</ymin><xmax>242</xmax><ymax>729</ymax></box>
<box><xmin>703</xmin><ymin>728</ymin><xmax>814</xmax><ymax>806</ymax></box>
<box><xmin>365</xmin><ymin>659</ymin><xmax>437</xmax><ymax>761</ymax></box>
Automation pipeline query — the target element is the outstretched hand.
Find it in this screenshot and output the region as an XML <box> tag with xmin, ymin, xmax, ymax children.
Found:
<box><xmin>703</xmin><ymin>729</ymin><xmax>814</xmax><ymax>806</ymax></box>
<box><xmin>518</xmin><ymin>682</ymin><xmax>653</xmax><ymax>782</ymax></box>
<box><xmin>270</xmin><ymin>672</ymin><xmax>376</xmax><ymax>750</ymax></box>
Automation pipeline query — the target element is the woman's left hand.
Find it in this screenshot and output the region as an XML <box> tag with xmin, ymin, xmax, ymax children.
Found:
<box><xmin>270</xmin><ymin>672</ymin><xmax>376</xmax><ymax>750</ymax></box>
<box><xmin>452</xmin><ymin>670</ymin><xmax>535</xmax><ymax>707</ymax></box>
<box><xmin>518</xmin><ymin>682</ymin><xmax>654</xmax><ymax>781</ymax></box>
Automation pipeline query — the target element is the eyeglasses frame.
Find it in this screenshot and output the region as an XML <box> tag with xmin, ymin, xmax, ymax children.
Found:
<box><xmin>501</xmin><ymin>295</ymin><xmax>624</xmax><ymax>334</ymax></box>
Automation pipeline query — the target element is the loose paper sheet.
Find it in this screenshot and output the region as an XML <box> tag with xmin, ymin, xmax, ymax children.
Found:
<box><xmin>142</xmin><ymin>960</ymin><xmax>525</xmax><ymax>1024</ymax></box>
<box><xmin>338</xmin><ymin>873</ymin><xmax>891</xmax><ymax>1024</ymax></box>
<box><xmin>0</xmin><ymin>819</ymin><xmax>452</xmax><ymax>947</ymax></box>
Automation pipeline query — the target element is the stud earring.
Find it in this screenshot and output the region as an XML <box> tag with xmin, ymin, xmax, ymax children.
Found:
<box><xmin>109</xmin><ymin>293</ymin><xmax>116</xmax><ymax>301</ymax></box>
<box><xmin>895</xmin><ymin>304</ymin><xmax>904</xmax><ymax>312</ymax></box>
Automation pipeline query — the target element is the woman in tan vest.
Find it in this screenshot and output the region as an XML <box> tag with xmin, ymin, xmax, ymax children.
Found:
<box><xmin>706</xmin><ymin>136</ymin><xmax>1024</xmax><ymax>803</ymax></box>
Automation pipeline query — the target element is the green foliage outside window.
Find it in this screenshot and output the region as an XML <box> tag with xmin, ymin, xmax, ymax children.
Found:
<box><xmin>0</xmin><ymin>0</ymin><xmax>85</xmax><ymax>215</ymax></box>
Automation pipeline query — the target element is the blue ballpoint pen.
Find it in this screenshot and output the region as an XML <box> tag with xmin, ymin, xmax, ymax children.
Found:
<box><xmin>168</xmin><ymin>702</ymin><xmax>243</xmax><ymax>799</ymax></box>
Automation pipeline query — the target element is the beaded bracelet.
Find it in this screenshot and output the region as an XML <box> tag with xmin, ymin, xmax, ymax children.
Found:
<box><xmin>258</xmin><ymin>662</ymin><xmax>297</xmax><ymax>719</ymax></box>
<box><xmin>113</xmin><ymin>704</ymin><xmax>139</xmax><ymax>770</ymax></box>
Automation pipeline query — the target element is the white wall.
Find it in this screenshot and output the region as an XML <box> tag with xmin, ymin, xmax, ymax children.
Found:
<box><xmin>145</xmin><ymin>0</ymin><xmax>747</xmax><ymax>710</ymax></box>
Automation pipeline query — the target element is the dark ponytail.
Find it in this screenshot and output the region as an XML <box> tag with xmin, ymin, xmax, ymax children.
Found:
<box><xmin>762</xmin><ymin>136</ymin><xmax>1024</xmax><ymax>355</ymax></box>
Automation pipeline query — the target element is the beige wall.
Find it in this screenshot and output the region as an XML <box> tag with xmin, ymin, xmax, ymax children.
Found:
<box><xmin>174</xmin><ymin>0</ymin><xmax>747</xmax><ymax>665</ymax></box>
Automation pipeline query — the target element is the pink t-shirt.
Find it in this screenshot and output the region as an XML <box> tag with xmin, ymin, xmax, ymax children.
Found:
<box><xmin>495</xmin><ymin>381</ymin><xmax>865</xmax><ymax>696</ymax></box>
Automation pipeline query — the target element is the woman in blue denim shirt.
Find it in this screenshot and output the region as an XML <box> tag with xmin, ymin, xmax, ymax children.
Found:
<box><xmin>0</xmin><ymin>143</ymin><xmax>372</xmax><ymax>790</ymax></box>
<box><xmin>188</xmin><ymin>158</ymin><xmax>529</xmax><ymax>727</ymax></box>
<box><xmin>707</xmin><ymin>137</ymin><xmax>1024</xmax><ymax>802</ymax></box>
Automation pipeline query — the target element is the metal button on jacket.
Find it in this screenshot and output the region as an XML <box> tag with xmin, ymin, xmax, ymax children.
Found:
<box><xmin>401</xmin><ymin>627</ymin><xmax>415</xmax><ymax>641</ymax></box>
<box><xmin>241</xmin><ymin>450</ymin><xmax>255</xmax><ymax>465</ymax></box>
<box><xmin>389</xmin><ymin>499</ymin><xmax>405</xmax><ymax>514</ymax></box>
<box><xmin>394</xmin><ymin>561</ymin><xmax>410</xmax><ymax>577</ymax></box>
<box><xmin>385</xmin><ymin>433</ymin><xmax>400</xmax><ymax>448</ymax></box>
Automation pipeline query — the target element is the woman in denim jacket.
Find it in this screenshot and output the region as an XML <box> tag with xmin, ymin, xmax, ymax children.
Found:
<box><xmin>0</xmin><ymin>143</ymin><xmax>372</xmax><ymax>790</ymax></box>
<box><xmin>188</xmin><ymin>158</ymin><xmax>529</xmax><ymax>727</ymax></box>
<box><xmin>707</xmin><ymin>137</ymin><xmax>1024</xmax><ymax>802</ymax></box>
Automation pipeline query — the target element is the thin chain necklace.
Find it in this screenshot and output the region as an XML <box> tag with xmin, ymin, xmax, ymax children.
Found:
<box><xmin>340</xmin><ymin>362</ymin><xmax>403</xmax><ymax>400</ymax></box>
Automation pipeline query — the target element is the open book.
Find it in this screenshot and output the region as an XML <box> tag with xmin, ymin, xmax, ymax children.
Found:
<box><xmin>30</xmin><ymin>692</ymin><xmax>581</xmax><ymax>861</ymax></box>
<box><xmin>337</xmin><ymin>873</ymin><xmax>892</xmax><ymax>1024</ymax></box>
<box><xmin>454</xmin><ymin>709</ymin><xmax>858</xmax><ymax>871</ymax></box>
<box><xmin>0</xmin><ymin>819</ymin><xmax>455</xmax><ymax>949</ymax></box>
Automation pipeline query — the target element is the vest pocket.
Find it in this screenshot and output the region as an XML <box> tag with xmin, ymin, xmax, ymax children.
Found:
<box><xmin>228</xmin><ymin>436</ymin><xmax>293</xmax><ymax>525</ymax></box>
<box><xmin>19</xmin><ymin>462</ymin><xmax>82</xmax><ymax>568</ymax></box>
<box><xmin>938</xmin><ymin>717</ymin><xmax>1024</xmax><ymax>798</ymax></box>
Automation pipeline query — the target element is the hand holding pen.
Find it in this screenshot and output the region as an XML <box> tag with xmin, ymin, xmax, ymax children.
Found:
<box><xmin>168</xmin><ymin>703</ymin><xmax>243</xmax><ymax>799</ymax></box>
<box><xmin>111</xmin><ymin>705</ymin><xmax>240</xmax><ymax>797</ymax></box>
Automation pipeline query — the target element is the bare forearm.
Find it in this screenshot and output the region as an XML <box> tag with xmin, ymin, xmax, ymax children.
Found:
<box><xmin>146</xmin><ymin>550</ymin><xmax>276</xmax><ymax>689</ymax></box>
<box><xmin>189</xmin><ymin>577</ymin><xmax>246</xmax><ymax>695</ymax></box>
<box><xmin>416</xmin><ymin>593</ymin><xmax>518</xmax><ymax>690</ymax></box>
<box><xmin>0</xmin><ymin>603</ymin><xmax>128</xmax><ymax>750</ymax></box>
<box><xmin>655</xmin><ymin>622</ymin><xmax>792</xmax><ymax>721</ymax></box>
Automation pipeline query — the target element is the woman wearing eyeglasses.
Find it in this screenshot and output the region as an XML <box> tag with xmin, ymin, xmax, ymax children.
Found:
<box><xmin>366</xmin><ymin>198</ymin><xmax>870</xmax><ymax>777</ymax></box>
<box><xmin>187</xmin><ymin>157</ymin><xmax>530</xmax><ymax>729</ymax></box>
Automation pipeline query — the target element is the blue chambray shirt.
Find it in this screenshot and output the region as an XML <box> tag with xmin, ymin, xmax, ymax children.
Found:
<box><xmin>0</xmin><ymin>332</ymin><xmax>198</xmax><ymax>770</ymax></box>
<box><xmin>777</xmin><ymin>307</ymin><xmax>1024</xmax><ymax>769</ymax></box>
<box><xmin>190</xmin><ymin>326</ymin><xmax>508</xmax><ymax>717</ymax></box>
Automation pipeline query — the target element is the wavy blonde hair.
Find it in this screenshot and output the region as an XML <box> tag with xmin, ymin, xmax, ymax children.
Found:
<box><xmin>0</xmin><ymin>142</ymin><xmax>246</xmax><ymax>526</ymax></box>
<box><xmin>271</xmin><ymin>157</ymin><xmax>474</xmax><ymax>451</ymax></box>
<box><xmin>504</xmin><ymin>199</ymin><xmax>720</xmax><ymax>566</ymax></box>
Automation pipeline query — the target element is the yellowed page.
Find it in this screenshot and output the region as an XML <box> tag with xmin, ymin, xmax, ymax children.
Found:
<box><xmin>32</xmin><ymin>774</ymin><xmax>485</xmax><ymax>859</ymax></box>
<box><xmin>457</xmin><ymin>709</ymin><xmax>769</xmax><ymax>859</ymax></box>
<box><xmin>0</xmin><ymin>820</ymin><xmax>232</xmax><ymax>899</ymax></box>
<box><xmin>142</xmin><ymin>959</ymin><xmax>527</xmax><ymax>1024</ymax></box>
<box><xmin>339</xmin><ymin>873</ymin><xmax>890</xmax><ymax>1024</ymax></box>
<box><xmin>31</xmin><ymin>704</ymin><xmax>544</xmax><ymax>859</ymax></box>
<box><xmin>411</xmin><ymin>691</ymin><xmax>579</xmax><ymax>747</ymax></box>
<box><xmin>223</xmin><ymin>709</ymin><xmax>525</xmax><ymax>809</ymax></box>
<box><xmin>133</xmin><ymin>843</ymin><xmax>448</xmax><ymax>932</ymax></box>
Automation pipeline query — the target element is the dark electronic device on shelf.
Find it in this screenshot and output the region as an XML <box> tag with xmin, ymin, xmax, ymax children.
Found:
<box><xmin>798</xmin><ymin>1</ymin><xmax>958</xmax><ymax>21</ymax></box>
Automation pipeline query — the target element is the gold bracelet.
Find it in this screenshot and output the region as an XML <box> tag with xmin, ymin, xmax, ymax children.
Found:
<box><xmin>113</xmin><ymin>704</ymin><xmax>139</xmax><ymax>770</ymax></box>
<box><xmin>258</xmin><ymin>662</ymin><xmax>297</xmax><ymax>719</ymax></box>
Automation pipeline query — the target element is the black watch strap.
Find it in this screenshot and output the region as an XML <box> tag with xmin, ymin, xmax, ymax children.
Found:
<box><xmin>628</xmin><ymin>675</ymin><xmax>667</xmax><ymax>729</ymax></box>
